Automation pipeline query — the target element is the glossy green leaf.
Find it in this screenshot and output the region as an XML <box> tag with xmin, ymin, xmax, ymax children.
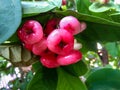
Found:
<box><xmin>76</xmin><ymin>21</ymin><xmax>120</xmax><ymax>52</ymax></box>
<box><xmin>110</xmin><ymin>13</ymin><xmax>120</xmax><ymax>22</ymax></box>
<box><xmin>89</xmin><ymin>2</ymin><xmax>116</xmax><ymax>13</ymax></box>
<box><xmin>56</xmin><ymin>68</ymin><xmax>87</xmax><ymax>90</ymax></box>
<box><xmin>57</xmin><ymin>68</ymin><xmax>87</xmax><ymax>90</ymax></box>
<box><xmin>55</xmin><ymin>10</ymin><xmax>120</xmax><ymax>27</ymax></box>
<box><xmin>62</xmin><ymin>60</ymin><xmax>88</xmax><ymax>77</ymax></box>
<box><xmin>105</xmin><ymin>42</ymin><xmax>119</xmax><ymax>57</ymax></box>
<box><xmin>48</xmin><ymin>0</ymin><xmax>62</xmax><ymax>8</ymax></box>
<box><xmin>76</xmin><ymin>0</ymin><xmax>116</xmax><ymax>20</ymax></box>
<box><xmin>75</xmin><ymin>34</ymin><xmax>97</xmax><ymax>53</ymax></box>
<box><xmin>75</xmin><ymin>0</ymin><xmax>91</xmax><ymax>14</ymax></box>
<box><xmin>22</xmin><ymin>0</ymin><xmax>62</xmax><ymax>15</ymax></box>
<box><xmin>81</xmin><ymin>22</ymin><xmax>120</xmax><ymax>42</ymax></box>
<box><xmin>27</xmin><ymin>68</ymin><xmax>57</xmax><ymax>90</ymax></box>
<box><xmin>32</xmin><ymin>61</ymin><xmax>43</xmax><ymax>72</ymax></box>
<box><xmin>0</xmin><ymin>0</ymin><xmax>22</xmax><ymax>44</ymax></box>
<box><xmin>86</xmin><ymin>68</ymin><xmax>120</xmax><ymax>90</ymax></box>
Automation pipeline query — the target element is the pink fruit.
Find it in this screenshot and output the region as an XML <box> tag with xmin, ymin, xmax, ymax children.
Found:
<box><xmin>62</xmin><ymin>0</ymin><xmax>67</xmax><ymax>5</ymax></box>
<box><xmin>17</xmin><ymin>20</ymin><xmax>43</xmax><ymax>44</ymax></box>
<box><xmin>40</xmin><ymin>51</ymin><xmax>60</xmax><ymax>68</ymax></box>
<box><xmin>57</xmin><ymin>50</ymin><xmax>82</xmax><ymax>65</ymax></box>
<box><xmin>32</xmin><ymin>38</ymin><xmax>47</xmax><ymax>55</ymax></box>
<box><xmin>59</xmin><ymin>16</ymin><xmax>86</xmax><ymax>35</ymax></box>
<box><xmin>47</xmin><ymin>29</ymin><xmax>74</xmax><ymax>55</ymax></box>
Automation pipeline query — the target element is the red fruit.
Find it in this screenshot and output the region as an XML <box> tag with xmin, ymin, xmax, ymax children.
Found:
<box><xmin>62</xmin><ymin>0</ymin><xmax>67</xmax><ymax>5</ymax></box>
<box><xmin>57</xmin><ymin>50</ymin><xmax>82</xmax><ymax>65</ymax></box>
<box><xmin>18</xmin><ymin>27</ymin><xmax>24</xmax><ymax>41</ymax></box>
<box><xmin>59</xmin><ymin>16</ymin><xmax>86</xmax><ymax>35</ymax></box>
<box><xmin>40</xmin><ymin>51</ymin><xmax>60</xmax><ymax>68</ymax></box>
<box><xmin>32</xmin><ymin>38</ymin><xmax>47</xmax><ymax>55</ymax></box>
<box><xmin>44</xmin><ymin>18</ymin><xmax>60</xmax><ymax>35</ymax></box>
<box><xmin>17</xmin><ymin>20</ymin><xmax>43</xmax><ymax>44</ymax></box>
<box><xmin>23</xmin><ymin>43</ymin><xmax>33</xmax><ymax>51</ymax></box>
<box><xmin>47</xmin><ymin>29</ymin><xmax>74</xmax><ymax>55</ymax></box>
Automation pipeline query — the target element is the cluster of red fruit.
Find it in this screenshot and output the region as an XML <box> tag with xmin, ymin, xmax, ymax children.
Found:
<box><xmin>17</xmin><ymin>16</ymin><xmax>86</xmax><ymax>68</ymax></box>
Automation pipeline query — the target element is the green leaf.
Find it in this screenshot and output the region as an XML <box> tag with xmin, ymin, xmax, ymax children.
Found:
<box><xmin>57</xmin><ymin>68</ymin><xmax>87</xmax><ymax>90</ymax></box>
<box><xmin>32</xmin><ymin>61</ymin><xmax>43</xmax><ymax>72</ymax></box>
<box><xmin>110</xmin><ymin>13</ymin><xmax>120</xmax><ymax>22</ymax></box>
<box><xmin>105</xmin><ymin>42</ymin><xmax>119</xmax><ymax>57</ymax></box>
<box><xmin>75</xmin><ymin>0</ymin><xmax>116</xmax><ymax>20</ymax></box>
<box><xmin>86</xmin><ymin>68</ymin><xmax>120</xmax><ymax>90</ymax></box>
<box><xmin>62</xmin><ymin>60</ymin><xmax>88</xmax><ymax>77</ymax></box>
<box><xmin>81</xmin><ymin>21</ymin><xmax>120</xmax><ymax>42</ymax></box>
<box><xmin>27</xmin><ymin>68</ymin><xmax>57</xmax><ymax>90</ymax></box>
<box><xmin>76</xmin><ymin>22</ymin><xmax>120</xmax><ymax>52</ymax></box>
<box><xmin>0</xmin><ymin>0</ymin><xmax>22</xmax><ymax>44</ymax></box>
<box><xmin>75</xmin><ymin>34</ymin><xmax>97</xmax><ymax>53</ymax></box>
<box><xmin>89</xmin><ymin>2</ymin><xmax>116</xmax><ymax>13</ymax></box>
<box><xmin>55</xmin><ymin>10</ymin><xmax>120</xmax><ymax>27</ymax></box>
<box><xmin>22</xmin><ymin>0</ymin><xmax>62</xmax><ymax>16</ymax></box>
<box><xmin>75</xmin><ymin>0</ymin><xmax>91</xmax><ymax>14</ymax></box>
<box><xmin>48</xmin><ymin>0</ymin><xmax>62</xmax><ymax>8</ymax></box>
